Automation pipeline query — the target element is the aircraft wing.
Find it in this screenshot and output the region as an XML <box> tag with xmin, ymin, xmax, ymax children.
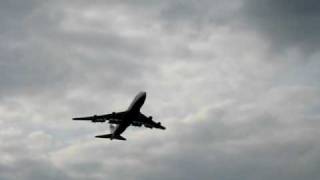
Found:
<box><xmin>73</xmin><ymin>112</ymin><xmax>125</xmax><ymax>123</ymax></box>
<box><xmin>132</xmin><ymin>113</ymin><xmax>166</xmax><ymax>130</ymax></box>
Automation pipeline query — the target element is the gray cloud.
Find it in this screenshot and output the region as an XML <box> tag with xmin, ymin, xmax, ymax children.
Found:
<box><xmin>0</xmin><ymin>0</ymin><xmax>319</xmax><ymax>180</ymax></box>
<box><xmin>243</xmin><ymin>0</ymin><xmax>320</xmax><ymax>52</ymax></box>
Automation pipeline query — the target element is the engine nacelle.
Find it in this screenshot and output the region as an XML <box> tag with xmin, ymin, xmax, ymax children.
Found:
<box><xmin>109</xmin><ymin>119</ymin><xmax>120</xmax><ymax>124</ymax></box>
<box><xmin>92</xmin><ymin>119</ymin><xmax>104</xmax><ymax>123</ymax></box>
<box><xmin>131</xmin><ymin>121</ymin><xmax>142</xmax><ymax>127</ymax></box>
<box><xmin>148</xmin><ymin>116</ymin><xmax>152</xmax><ymax>121</ymax></box>
<box><xmin>144</xmin><ymin>124</ymin><xmax>153</xmax><ymax>128</ymax></box>
<box><xmin>155</xmin><ymin>122</ymin><xmax>165</xmax><ymax>129</ymax></box>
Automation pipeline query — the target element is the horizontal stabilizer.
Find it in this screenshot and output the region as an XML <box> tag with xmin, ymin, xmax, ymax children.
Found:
<box><xmin>95</xmin><ymin>134</ymin><xmax>126</xmax><ymax>141</ymax></box>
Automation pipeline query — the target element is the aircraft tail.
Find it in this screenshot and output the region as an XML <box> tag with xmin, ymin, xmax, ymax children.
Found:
<box><xmin>95</xmin><ymin>134</ymin><xmax>126</xmax><ymax>141</ymax></box>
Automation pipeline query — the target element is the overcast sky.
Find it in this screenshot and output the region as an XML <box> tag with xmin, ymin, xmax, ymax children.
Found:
<box><xmin>1</xmin><ymin>0</ymin><xmax>320</xmax><ymax>180</ymax></box>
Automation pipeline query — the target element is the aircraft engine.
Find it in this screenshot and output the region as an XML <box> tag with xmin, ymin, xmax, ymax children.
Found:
<box><xmin>131</xmin><ymin>121</ymin><xmax>142</xmax><ymax>127</ymax></box>
<box><xmin>144</xmin><ymin>124</ymin><xmax>153</xmax><ymax>128</ymax></box>
<box><xmin>109</xmin><ymin>119</ymin><xmax>120</xmax><ymax>124</ymax></box>
<box><xmin>92</xmin><ymin>119</ymin><xmax>104</xmax><ymax>123</ymax></box>
<box><xmin>148</xmin><ymin>116</ymin><xmax>152</xmax><ymax>120</ymax></box>
<box><xmin>92</xmin><ymin>115</ymin><xmax>104</xmax><ymax>122</ymax></box>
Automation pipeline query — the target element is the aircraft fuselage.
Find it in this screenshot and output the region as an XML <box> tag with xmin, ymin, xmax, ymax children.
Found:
<box><xmin>111</xmin><ymin>91</ymin><xmax>146</xmax><ymax>138</ymax></box>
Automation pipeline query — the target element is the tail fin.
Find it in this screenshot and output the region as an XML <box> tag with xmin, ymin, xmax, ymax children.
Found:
<box><xmin>95</xmin><ymin>134</ymin><xmax>126</xmax><ymax>141</ymax></box>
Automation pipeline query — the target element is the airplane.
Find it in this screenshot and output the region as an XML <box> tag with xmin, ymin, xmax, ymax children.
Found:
<box><xmin>73</xmin><ymin>91</ymin><xmax>165</xmax><ymax>141</ymax></box>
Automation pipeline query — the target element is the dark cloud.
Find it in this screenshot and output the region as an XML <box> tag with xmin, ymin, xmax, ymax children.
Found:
<box><xmin>243</xmin><ymin>0</ymin><xmax>320</xmax><ymax>52</ymax></box>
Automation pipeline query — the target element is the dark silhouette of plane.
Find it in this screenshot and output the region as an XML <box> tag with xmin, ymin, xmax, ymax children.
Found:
<box><xmin>73</xmin><ymin>91</ymin><xmax>165</xmax><ymax>141</ymax></box>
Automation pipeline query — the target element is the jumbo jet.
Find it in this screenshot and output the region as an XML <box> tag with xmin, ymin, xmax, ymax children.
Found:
<box><xmin>73</xmin><ymin>91</ymin><xmax>165</xmax><ymax>141</ymax></box>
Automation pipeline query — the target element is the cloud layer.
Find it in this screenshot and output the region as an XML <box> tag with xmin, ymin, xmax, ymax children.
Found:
<box><xmin>0</xmin><ymin>0</ymin><xmax>320</xmax><ymax>180</ymax></box>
